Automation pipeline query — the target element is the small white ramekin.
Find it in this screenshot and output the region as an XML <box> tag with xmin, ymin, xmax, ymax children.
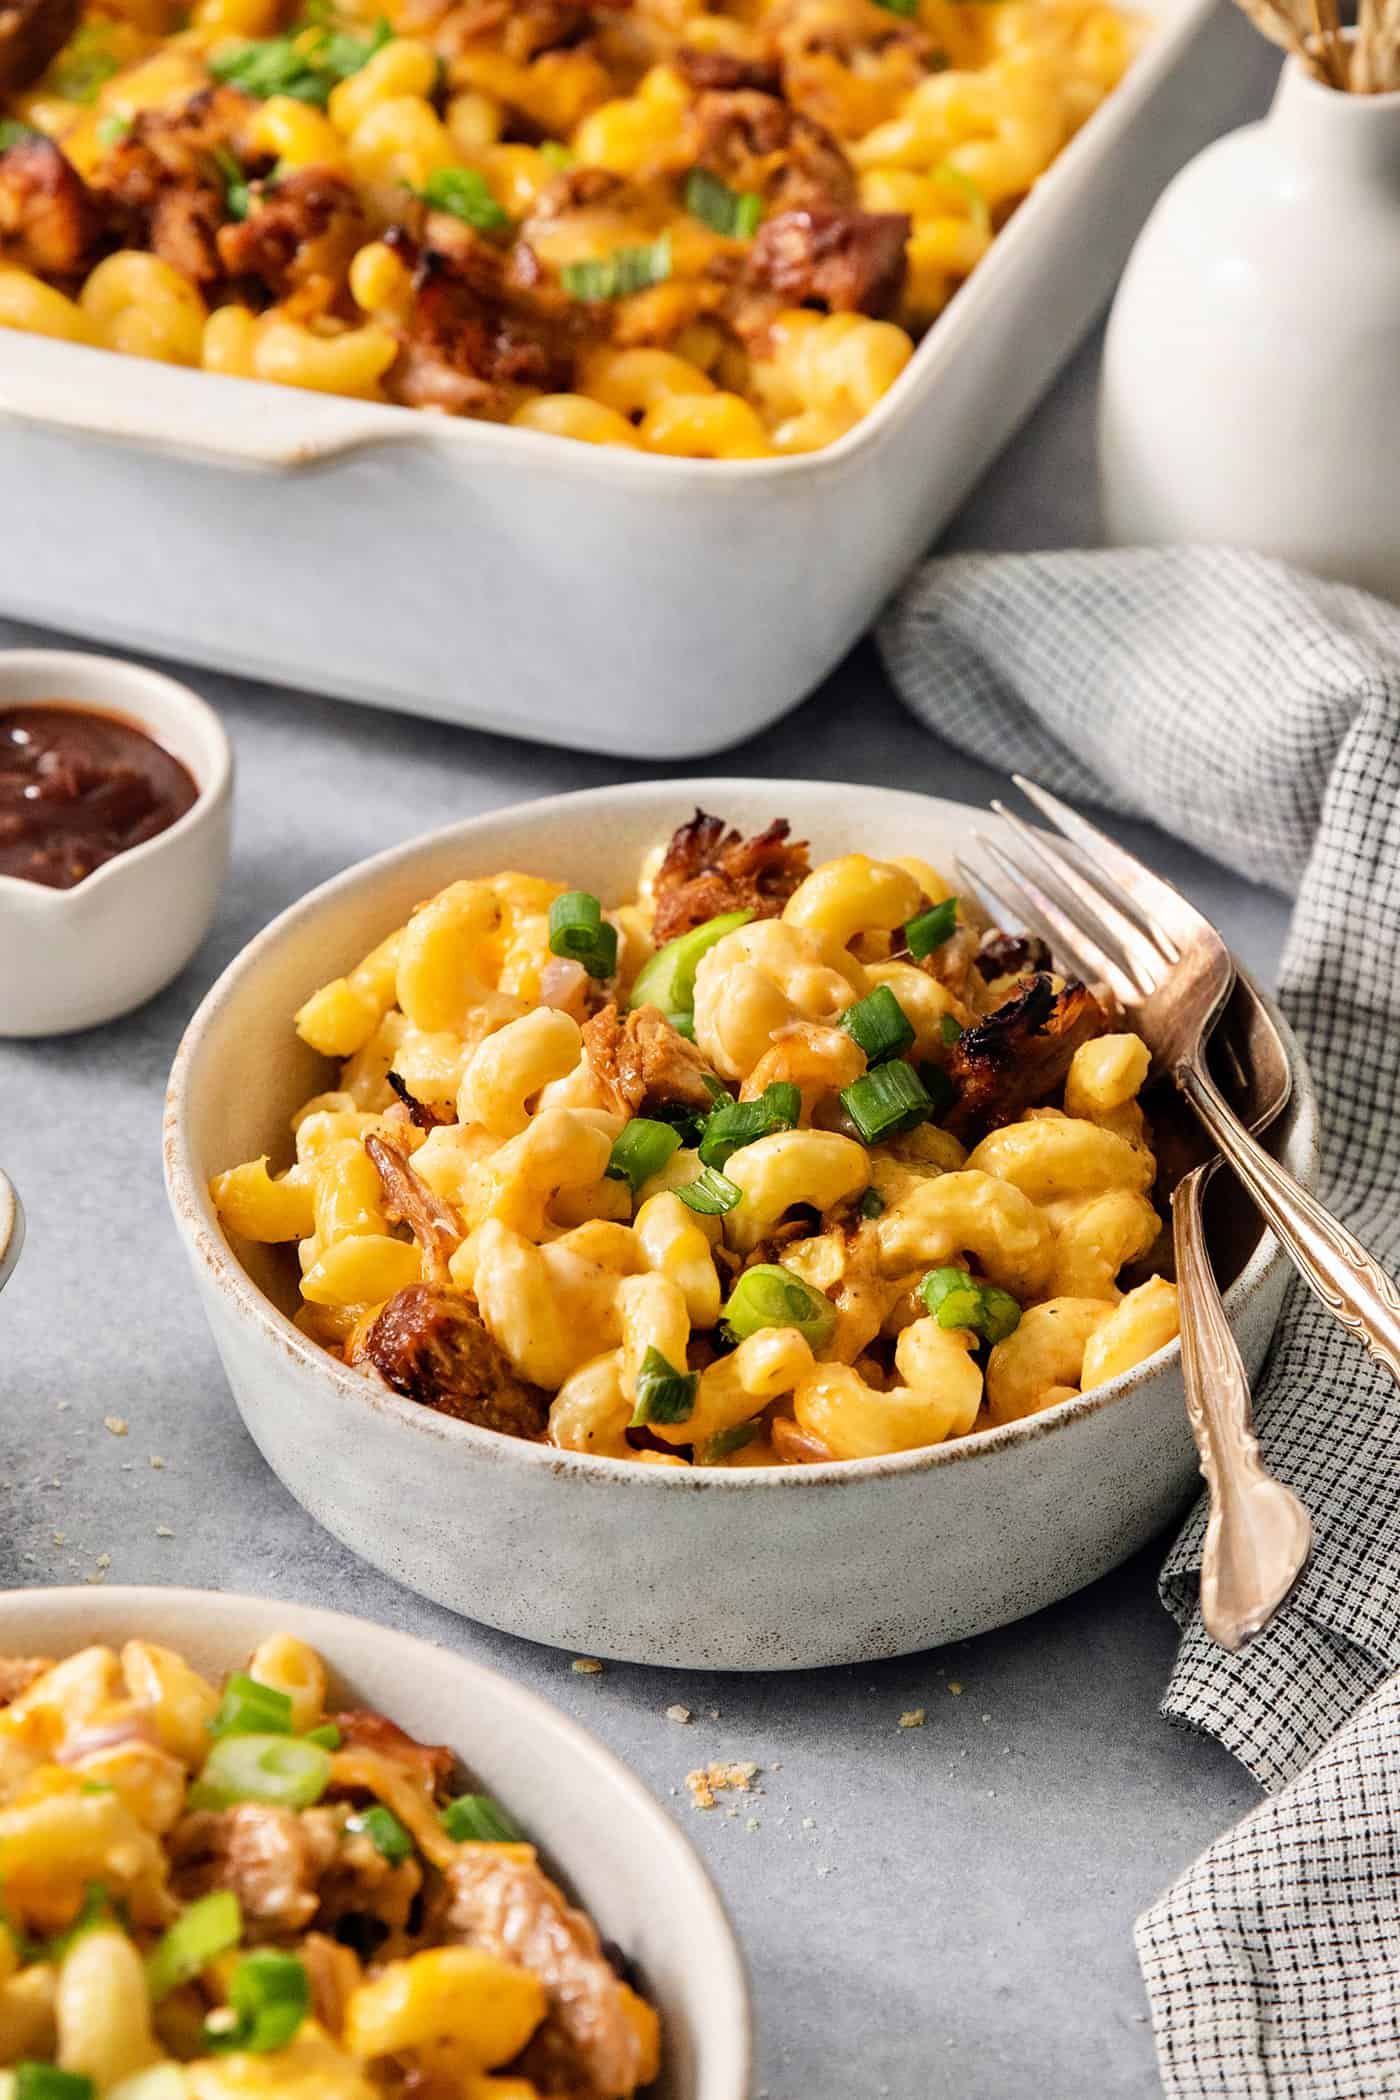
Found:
<box><xmin>0</xmin><ymin>649</ymin><xmax>233</xmax><ymax>1037</ymax></box>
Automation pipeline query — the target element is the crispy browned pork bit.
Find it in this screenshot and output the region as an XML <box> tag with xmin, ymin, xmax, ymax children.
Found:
<box><xmin>332</xmin><ymin>1706</ymin><xmax>456</xmax><ymax>1790</ymax></box>
<box><xmin>216</xmin><ymin>166</ymin><xmax>367</xmax><ymax>301</ymax></box>
<box><xmin>385</xmin><ymin>1068</ymin><xmax>455</xmax><ymax>1130</ymax></box>
<box><xmin>171</xmin><ymin>1803</ymin><xmax>325</xmax><ymax>1938</ymax></box>
<box><xmin>93</xmin><ymin>86</ymin><xmax>257</xmax><ymax>285</ymax></box>
<box><xmin>944</xmin><ymin>972</ymin><xmax>1108</xmax><ymax>1140</ymax></box>
<box><xmin>650</xmin><ymin>808</ymin><xmax>811</xmax><ymax>942</ymax></box>
<box><xmin>675</xmin><ymin>44</ymin><xmax>781</xmax><ymax>91</ymax></box>
<box><xmin>973</xmin><ymin>928</ymin><xmax>1053</xmax><ymax>982</ymax></box>
<box><xmin>582</xmin><ymin>1001</ymin><xmax>717</xmax><ymax>1118</ymax></box>
<box><xmin>437</xmin><ymin>1848</ymin><xmax>647</xmax><ymax>2100</ymax></box>
<box><xmin>744</xmin><ymin>203</ymin><xmax>910</xmax><ymax>316</ymax></box>
<box><xmin>0</xmin><ymin>0</ymin><xmax>79</xmax><ymax>93</ymax></box>
<box><xmin>690</xmin><ymin>87</ymin><xmax>856</xmax><ymax>210</ymax></box>
<box><xmin>353</xmin><ymin>1284</ymin><xmax>551</xmax><ymax>1440</ymax></box>
<box><xmin>387</xmin><ymin>242</ymin><xmax>569</xmax><ymax>415</ymax></box>
<box><xmin>364</xmin><ymin>1133</ymin><xmax>461</xmax><ymax>1288</ymax></box>
<box><xmin>0</xmin><ymin>134</ymin><xmax>102</xmax><ymax>275</ymax></box>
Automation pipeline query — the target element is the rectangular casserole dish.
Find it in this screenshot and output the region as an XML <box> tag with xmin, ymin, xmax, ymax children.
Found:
<box><xmin>0</xmin><ymin>0</ymin><xmax>1239</xmax><ymax>758</ymax></box>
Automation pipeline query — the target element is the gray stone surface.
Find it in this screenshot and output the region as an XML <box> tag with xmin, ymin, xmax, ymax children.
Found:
<box><xmin>0</xmin><ymin>22</ymin><xmax>1289</xmax><ymax>2093</ymax></box>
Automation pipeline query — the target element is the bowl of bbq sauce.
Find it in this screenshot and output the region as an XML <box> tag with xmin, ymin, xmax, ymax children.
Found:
<box><xmin>0</xmin><ymin>651</ymin><xmax>232</xmax><ymax>1036</ymax></box>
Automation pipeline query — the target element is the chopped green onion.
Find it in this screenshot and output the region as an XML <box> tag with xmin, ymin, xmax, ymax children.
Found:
<box><xmin>16</xmin><ymin>2069</ymin><xmax>95</xmax><ymax>2100</ymax></box>
<box><xmin>607</xmin><ymin>1118</ymin><xmax>682</xmax><ymax>1193</ymax></box>
<box><xmin>722</xmin><ymin>1264</ymin><xmax>836</xmax><ymax>1349</ymax></box>
<box><xmin>630</xmin><ymin>1344</ymin><xmax>698</xmax><ymax>1426</ymax></box>
<box><xmin>698</xmin><ymin>1081</ymin><xmax>800</xmax><ymax>1169</ymax></box>
<box><xmin>208</xmin><ymin>1671</ymin><xmax>294</xmax><ymax>1738</ymax></box>
<box><xmin>346</xmin><ymin>1805</ymin><xmax>414</xmax><ymax>1866</ymax></box>
<box><xmin>418</xmin><ymin>164</ymin><xmax>509</xmax><ymax>233</ymax></box>
<box><xmin>676</xmin><ymin>1164</ymin><xmax>743</xmax><ymax>1216</ymax></box>
<box><xmin>211</xmin><ymin>143</ymin><xmax>252</xmax><ymax>221</ymax></box>
<box><xmin>840</xmin><ymin>1060</ymin><xmax>931</xmax><ymax>1144</ymax></box>
<box><xmin>146</xmin><ymin>1891</ymin><xmax>242</xmax><ymax>2003</ymax></box>
<box><xmin>920</xmin><ymin>1266</ymin><xmax>1021</xmax><ymax>1344</ymax></box>
<box><xmin>905</xmin><ymin>896</ymin><xmax>958</xmax><ymax>957</ymax></box>
<box><xmin>917</xmin><ymin>1062</ymin><xmax>957</xmax><ymax>1115</ymax></box>
<box><xmin>858</xmin><ymin>1186</ymin><xmax>885</xmax><ymax>1218</ymax></box>
<box><xmin>561</xmin><ymin>232</ymin><xmax>671</xmax><ymax>302</ymax></box>
<box><xmin>697</xmin><ymin>1421</ymin><xmax>759</xmax><ymax>1465</ymax></box>
<box><xmin>0</xmin><ymin>119</ymin><xmax>40</xmax><ymax>150</ymax></box>
<box><xmin>930</xmin><ymin>162</ymin><xmax>990</xmax><ymax>235</ymax></box>
<box><xmin>539</xmin><ymin>139</ymin><xmax>574</xmax><ymax>169</ymax></box>
<box><xmin>78</xmin><ymin>1781</ymin><xmax>113</xmax><ymax>1795</ymax></box>
<box><xmin>208</xmin><ymin>16</ymin><xmax>389</xmax><ymax>105</ymax></box>
<box><xmin>441</xmin><ymin>1793</ymin><xmax>526</xmax><ymax>1844</ymax></box>
<box><xmin>189</xmin><ymin>1734</ymin><xmax>332</xmax><ymax>1812</ymax></box>
<box><xmin>840</xmin><ymin>984</ymin><xmax>915</xmax><ymax>1064</ymax></box>
<box><xmin>96</xmin><ymin>112</ymin><xmax>131</xmax><ymax>145</ymax></box>
<box><xmin>547</xmin><ymin>890</ymin><xmax>617</xmax><ymax>981</ymax></box>
<box><xmin>629</xmin><ymin>909</ymin><xmax>753</xmax><ymax>1036</ymax></box>
<box><xmin>303</xmin><ymin>1722</ymin><xmax>341</xmax><ymax>1750</ymax></box>
<box><xmin>941</xmin><ymin>1013</ymin><xmax>963</xmax><ymax>1047</ymax></box>
<box><xmin>49</xmin><ymin>24</ymin><xmax>121</xmax><ymax>101</ymax></box>
<box><xmin>684</xmin><ymin>166</ymin><xmax>761</xmax><ymax>239</ymax></box>
<box><xmin>203</xmin><ymin>1951</ymin><xmax>309</xmax><ymax>2055</ymax></box>
<box><xmin>871</xmin><ymin>0</ymin><xmax>918</xmax><ymax>15</ymax></box>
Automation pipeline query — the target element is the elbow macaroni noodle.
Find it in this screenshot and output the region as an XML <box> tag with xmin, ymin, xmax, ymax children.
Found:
<box><xmin>0</xmin><ymin>1637</ymin><xmax>660</xmax><ymax>2096</ymax></box>
<box><xmin>213</xmin><ymin>817</ymin><xmax>1182</xmax><ymax>1467</ymax></box>
<box><xmin>0</xmin><ymin>0</ymin><xmax>1137</xmax><ymax>455</ymax></box>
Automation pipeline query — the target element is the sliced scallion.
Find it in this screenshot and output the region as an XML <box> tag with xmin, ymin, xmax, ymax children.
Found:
<box><xmin>840</xmin><ymin>984</ymin><xmax>915</xmax><ymax>1064</ymax></box>
<box><xmin>302</xmin><ymin>1722</ymin><xmax>341</xmax><ymax>1750</ymax></box>
<box><xmin>346</xmin><ymin>1805</ymin><xmax>414</xmax><ymax>1866</ymax></box>
<box><xmin>905</xmin><ymin>897</ymin><xmax>958</xmax><ymax>958</ymax></box>
<box><xmin>629</xmin><ymin>909</ymin><xmax>753</xmax><ymax>1036</ymax></box>
<box><xmin>146</xmin><ymin>1890</ymin><xmax>242</xmax><ymax>2003</ymax></box>
<box><xmin>607</xmin><ymin>1118</ymin><xmax>682</xmax><ymax>1193</ymax></box>
<box><xmin>561</xmin><ymin>232</ymin><xmax>671</xmax><ymax>302</ymax></box>
<box><xmin>418</xmin><ymin>164</ymin><xmax>509</xmax><ymax>233</ymax></box>
<box><xmin>697</xmin><ymin>1421</ymin><xmax>759</xmax><ymax>1465</ymax></box>
<box><xmin>684</xmin><ymin>166</ymin><xmax>761</xmax><ymax>239</ymax></box>
<box><xmin>630</xmin><ymin>1344</ymin><xmax>698</xmax><ymax>1426</ymax></box>
<box><xmin>698</xmin><ymin>1081</ymin><xmax>800</xmax><ymax>1169</ymax></box>
<box><xmin>920</xmin><ymin>1265</ymin><xmax>1021</xmax><ymax>1344</ymax></box>
<box><xmin>189</xmin><ymin>1733</ymin><xmax>332</xmax><ymax>1812</ymax></box>
<box><xmin>941</xmin><ymin>1013</ymin><xmax>963</xmax><ymax>1047</ymax></box>
<box><xmin>722</xmin><ymin>1264</ymin><xmax>836</xmax><ymax>1349</ymax></box>
<box><xmin>15</xmin><ymin>2068</ymin><xmax>95</xmax><ymax>2100</ymax></box>
<box><xmin>208</xmin><ymin>1671</ymin><xmax>294</xmax><ymax>1739</ymax></box>
<box><xmin>441</xmin><ymin>1793</ymin><xmax>527</xmax><ymax>1843</ymax></box>
<box><xmin>676</xmin><ymin>1164</ymin><xmax>743</xmax><ymax>1216</ymax></box>
<box><xmin>840</xmin><ymin>1061</ymin><xmax>931</xmax><ymax>1143</ymax></box>
<box><xmin>203</xmin><ymin>1950</ymin><xmax>309</xmax><ymax>2055</ymax></box>
<box><xmin>548</xmin><ymin>890</ymin><xmax>617</xmax><ymax>981</ymax></box>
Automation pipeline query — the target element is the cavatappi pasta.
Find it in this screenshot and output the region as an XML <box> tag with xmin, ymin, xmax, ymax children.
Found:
<box><xmin>0</xmin><ymin>0</ymin><xmax>1138</xmax><ymax>455</ymax></box>
<box><xmin>0</xmin><ymin>1636</ymin><xmax>659</xmax><ymax>2099</ymax></box>
<box><xmin>211</xmin><ymin>810</ymin><xmax>1181</xmax><ymax>1466</ymax></box>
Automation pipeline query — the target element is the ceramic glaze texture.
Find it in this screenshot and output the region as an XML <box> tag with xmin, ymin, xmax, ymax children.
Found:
<box><xmin>164</xmin><ymin>780</ymin><xmax>1318</xmax><ymax>1670</ymax></box>
<box><xmin>0</xmin><ymin>651</ymin><xmax>233</xmax><ymax>1036</ymax></box>
<box><xmin>0</xmin><ymin>0</ymin><xmax>1247</xmax><ymax>756</ymax></box>
<box><xmin>0</xmin><ymin>1587</ymin><xmax>749</xmax><ymax>2100</ymax></box>
<box><xmin>1100</xmin><ymin>59</ymin><xmax>1400</xmax><ymax>596</ymax></box>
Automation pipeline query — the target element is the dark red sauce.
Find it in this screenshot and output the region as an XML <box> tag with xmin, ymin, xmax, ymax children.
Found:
<box><xmin>0</xmin><ymin>704</ymin><xmax>198</xmax><ymax>890</ymax></box>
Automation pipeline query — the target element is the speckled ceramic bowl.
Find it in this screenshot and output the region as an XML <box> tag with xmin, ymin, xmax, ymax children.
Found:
<box><xmin>163</xmin><ymin>780</ymin><xmax>1318</xmax><ymax>1670</ymax></box>
<box><xmin>0</xmin><ymin>1586</ymin><xmax>750</xmax><ymax>2100</ymax></box>
<box><xmin>0</xmin><ymin>1168</ymin><xmax>22</xmax><ymax>1297</ymax></box>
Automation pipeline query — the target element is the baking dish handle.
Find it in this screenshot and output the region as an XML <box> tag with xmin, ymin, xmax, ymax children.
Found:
<box><xmin>0</xmin><ymin>337</ymin><xmax>416</xmax><ymax>467</ymax></box>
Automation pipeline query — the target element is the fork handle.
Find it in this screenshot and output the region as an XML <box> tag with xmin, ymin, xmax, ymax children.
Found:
<box><xmin>1172</xmin><ymin>1164</ymin><xmax>1312</xmax><ymax>1651</ymax></box>
<box><xmin>1178</xmin><ymin>1058</ymin><xmax>1400</xmax><ymax>1385</ymax></box>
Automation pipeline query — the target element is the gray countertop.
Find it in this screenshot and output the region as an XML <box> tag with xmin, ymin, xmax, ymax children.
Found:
<box><xmin>0</xmin><ymin>24</ymin><xmax>1287</xmax><ymax>2093</ymax></box>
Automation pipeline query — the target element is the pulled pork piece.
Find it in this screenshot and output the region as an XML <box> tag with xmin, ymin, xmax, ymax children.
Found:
<box><xmin>744</xmin><ymin>203</ymin><xmax>909</xmax><ymax>316</ymax></box>
<box><xmin>94</xmin><ymin>86</ymin><xmax>256</xmax><ymax>285</ymax></box>
<box><xmin>582</xmin><ymin>1002</ymin><xmax>718</xmax><ymax>1118</ymax></box>
<box><xmin>974</xmin><ymin>929</ymin><xmax>1052</xmax><ymax>982</ymax></box>
<box><xmin>386</xmin><ymin>1068</ymin><xmax>454</xmax><ymax>1130</ymax></box>
<box><xmin>0</xmin><ymin>0</ymin><xmax>79</xmax><ymax>93</ymax></box>
<box><xmin>299</xmin><ymin>1931</ymin><xmax>362</xmax><ymax>2037</ymax></box>
<box><xmin>0</xmin><ymin>1656</ymin><xmax>51</xmax><ymax>1705</ymax></box>
<box><xmin>945</xmin><ymin>973</ymin><xmax>1107</xmax><ymax>1140</ymax></box>
<box><xmin>353</xmin><ymin>1283</ymin><xmax>551</xmax><ymax>1440</ymax></box>
<box><xmin>170</xmin><ymin>1803</ymin><xmax>324</xmax><ymax>1937</ymax></box>
<box><xmin>364</xmin><ymin>1133</ymin><xmax>461</xmax><ymax>1288</ymax></box>
<box><xmin>389</xmin><ymin>248</ymin><xmax>566</xmax><ymax>415</ymax></box>
<box><xmin>651</xmin><ymin>808</ymin><xmax>810</xmax><ymax>943</ymax></box>
<box><xmin>216</xmin><ymin>166</ymin><xmax>366</xmax><ymax>301</ymax></box>
<box><xmin>438</xmin><ymin>1848</ymin><xmax>645</xmax><ymax>2100</ymax></box>
<box><xmin>676</xmin><ymin>44</ymin><xmax>781</xmax><ymax>92</ymax></box>
<box><xmin>770</xmin><ymin>1415</ymin><xmax>835</xmax><ymax>1464</ymax></box>
<box><xmin>690</xmin><ymin>88</ymin><xmax>855</xmax><ymax>211</ymax></box>
<box><xmin>331</xmin><ymin>1707</ymin><xmax>456</xmax><ymax>1792</ymax></box>
<box><xmin>0</xmin><ymin>134</ymin><xmax>103</xmax><ymax>275</ymax></box>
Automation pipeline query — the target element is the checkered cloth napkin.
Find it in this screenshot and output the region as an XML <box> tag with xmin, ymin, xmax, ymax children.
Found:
<box><xmin>880</xmin><ymin>546</ymin><xmax>1400</xmax><ymax>2097</ymax></box>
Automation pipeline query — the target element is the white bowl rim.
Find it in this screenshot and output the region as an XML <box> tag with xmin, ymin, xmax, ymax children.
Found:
<box><xmin>164</xmin><ymin>774</ymin><xmax>1318</xmax><ymax>1496</ymax></box>
<box><xmin>0</xmin><ymin>1582</ymin><xmax>753</xmax><ymax>2094</ymax></box>
<box><xmin>0</xmin><ymin>648</ymin><xmax>233</xmax><ymax>910</ymax></box>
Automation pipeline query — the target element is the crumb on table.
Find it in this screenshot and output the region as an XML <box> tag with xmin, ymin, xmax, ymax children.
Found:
<box><xmin>686</xmin><ymin>1760</ymin><xmax>761</xmax><ymax>1811</ymax></box>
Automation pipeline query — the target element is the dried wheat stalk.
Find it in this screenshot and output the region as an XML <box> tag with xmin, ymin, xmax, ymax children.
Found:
<box><xmin>1229</xmin><ymin>0</ymin><xmax>1400</xmax><ymax>89</ymax></box>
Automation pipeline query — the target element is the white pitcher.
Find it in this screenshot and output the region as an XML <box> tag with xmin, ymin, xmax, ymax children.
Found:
<box><xmin>1098</xmin><ymin>58</ymin><xmax>1400</xmax><ymax>599</ymax></box>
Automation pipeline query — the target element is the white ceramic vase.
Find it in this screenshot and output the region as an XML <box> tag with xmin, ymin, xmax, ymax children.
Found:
<box><xmin>1099</xmin><ymin>59</ymin><xmax>1400</xmax><ymax>598</ymax></box>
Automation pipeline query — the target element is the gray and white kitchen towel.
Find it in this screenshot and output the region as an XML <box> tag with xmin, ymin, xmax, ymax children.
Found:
<box><xmin>880</xmin><ymin>547</ymin><xmax>1400</xmax><ymax>2097</ymax></box>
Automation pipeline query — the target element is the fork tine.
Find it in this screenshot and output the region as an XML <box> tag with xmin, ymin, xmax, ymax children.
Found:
<box><xmin>1011</xmin><ymin>776</ymin><xmax>1188</xmax><ymax>963</ymax></box>
<box><xmin>990</xmin><ymin>801</ymin><xmax>1168</xmax><ymax>999</ymax></box>
<box><xmin>971</xmin><ymin>833</ymin><xmax>1143</xmax><ymax>1008</ymax></box>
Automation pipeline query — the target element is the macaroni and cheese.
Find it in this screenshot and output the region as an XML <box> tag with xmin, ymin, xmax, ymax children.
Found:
<box><xmin>0</xmin><ymin>1635</ymin><xmax>659</xmax><ymax>2097</ymax></box>
<box><xmin>0</xmin><ymin>0</ymin><xmax>1138</xmax><ymax>455</ymax></box>
<box><xmin>212</xmin><ymin>810</ymin><xmax>1181</xmax><ymax>1466</ymax></box>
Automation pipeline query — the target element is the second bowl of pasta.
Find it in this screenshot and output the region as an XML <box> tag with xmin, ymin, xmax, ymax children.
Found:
<box><xmin>164</xmin><ymin>779</ymin><xmax>1316</xmax><ymax>1668</ymax></box>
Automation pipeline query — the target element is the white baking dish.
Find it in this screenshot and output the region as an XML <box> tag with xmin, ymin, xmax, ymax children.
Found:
<box><xmin>0</xmin><ymin>0</ymin><xmax>1235</xmax><ymax>757</ymax></box>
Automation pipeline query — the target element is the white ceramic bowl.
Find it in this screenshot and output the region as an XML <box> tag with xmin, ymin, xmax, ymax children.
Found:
<box><xmin>0</xmin><ymin>1167</ymin><xmax>22</xmax><ymax>1296</ymax></box>
<box><xmin>164</xmin><ymin>779</ymin><xmax>1318</xmax><ymax>1670</ymax></box>
<box><xmin>0</xmin><ymin>650</ymin><xmax>233</xmax><ymax>1037</ymax></box>
<box><xmin>0</xmin><ymin>1585</ymin><xmax>750</xmax><ymax>2100</ymax></box>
